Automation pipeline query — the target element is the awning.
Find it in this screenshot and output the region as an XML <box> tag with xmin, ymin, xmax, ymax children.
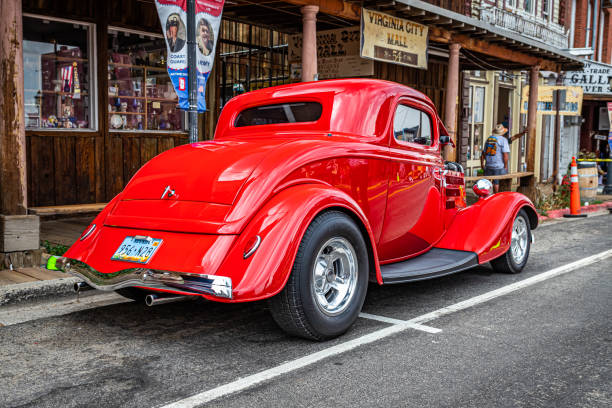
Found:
<box><xmin>374</xmin><ymin>0</ymin><xmax>583</xmax><ymax>72</ymax></box>
<box><xmin>222</xmin><ymin>0</ymin><xmax>583</xmax><ymax>72</ymax></box>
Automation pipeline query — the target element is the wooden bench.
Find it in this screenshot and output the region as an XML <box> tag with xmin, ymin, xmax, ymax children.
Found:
<box><xmin>29</xmin><ymin>203</ymin><xmax>106</xmax><ymax>219</ymax></box>
<box><xmin>465</xmin><ymin>172</ymin><xmax>534</xmax><ymax>192</ymax></box>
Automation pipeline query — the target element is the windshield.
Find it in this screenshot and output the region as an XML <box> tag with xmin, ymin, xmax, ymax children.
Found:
<box><xmin>235</xmin><ymin>102</ymin><xmax>322</xmax><ymax>127</ymax></box>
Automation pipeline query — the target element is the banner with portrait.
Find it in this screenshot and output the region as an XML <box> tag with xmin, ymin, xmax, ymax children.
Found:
<box><xmin>154</xmin><ymin>0</ymin><xmax>224</xmax><ymax>112</ymax></box>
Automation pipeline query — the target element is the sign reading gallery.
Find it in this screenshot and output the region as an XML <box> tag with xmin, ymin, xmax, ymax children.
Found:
<box><xmin>563</xmin><ymin>60</ymin><xmax>612</xmax><ymax>96</ymax></box>
<box><xmin>360</xmin><ymin>8</ymin><xmax>428</xmax><ymax>69</ymax></box>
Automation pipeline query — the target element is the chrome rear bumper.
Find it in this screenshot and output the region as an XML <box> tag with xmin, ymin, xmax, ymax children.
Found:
<box><xmin>49</xmin><ymin>257</ymin><xmax>232</xmax><ymax>299</ymax></box>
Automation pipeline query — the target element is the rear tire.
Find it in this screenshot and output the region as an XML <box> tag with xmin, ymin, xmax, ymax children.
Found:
<box><xmin>490</xmin><ymin>209</ymin><xmax>531</xmax><ymax>274</ymax></box>
<box><xmin>268</xmin><ymin>211</ymin><xmax>369</xmax><ymax>341</ymax></box>
<box><xmin>115</xmin><ymin>287</ymin><xmax>148</xmax><ymax>302</ymax></box>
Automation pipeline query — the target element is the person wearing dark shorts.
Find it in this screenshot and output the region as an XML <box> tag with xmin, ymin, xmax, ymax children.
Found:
<box><xmin>481</xmin><ymin>124</ymin><xmax>510</xmax><ymax>193</ymax></box>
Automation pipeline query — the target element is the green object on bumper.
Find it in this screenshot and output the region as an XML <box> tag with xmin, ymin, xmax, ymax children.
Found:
<box><xmin>46</xmin><ymin>256</ymin><xmax>59</xmax><ymax>271</ymax></box>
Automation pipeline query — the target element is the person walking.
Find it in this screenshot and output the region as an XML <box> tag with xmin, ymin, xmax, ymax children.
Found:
<box><xmin>481</xmin><ymin>123</ymin><xmax>510</xmax><ymax>193</ymax></box>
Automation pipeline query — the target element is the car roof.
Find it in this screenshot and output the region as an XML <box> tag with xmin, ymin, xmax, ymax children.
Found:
<box><xmin>215</xmin><ymin>79</ymin><xmax>437</xmax><ymax>139</ymax></box>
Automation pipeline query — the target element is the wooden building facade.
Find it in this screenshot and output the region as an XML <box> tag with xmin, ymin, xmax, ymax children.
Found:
<box><xmin>19</xmin><ymin>0</ymin><xmax>454</xmax><ymax>208</ymax></box>
<box><xmin>0</xmin><ymin>0</ymin><xmax>585</xmax><ymax>264</ymax></box>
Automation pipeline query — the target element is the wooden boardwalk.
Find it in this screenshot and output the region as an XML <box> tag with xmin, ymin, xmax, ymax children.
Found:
<box><xmin>40</xmin><ymin>216</ymin><xmax>94</xmax><ymax>247</ymax></box>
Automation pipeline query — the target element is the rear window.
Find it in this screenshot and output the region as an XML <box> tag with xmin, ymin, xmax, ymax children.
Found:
<box><xmin>235</xmin><ymin>102</ymin><xmax>322</xmax><ymax>127</ymax></box>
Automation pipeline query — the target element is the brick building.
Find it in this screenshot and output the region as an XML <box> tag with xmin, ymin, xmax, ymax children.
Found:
<box><xmin>566</xmin><ymin>0</ymin><xmax>612</xmax><ymax>156</ymax></box>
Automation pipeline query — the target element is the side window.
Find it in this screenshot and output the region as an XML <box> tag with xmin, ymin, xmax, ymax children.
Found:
<box><xmin>393</xmin><ymin>104</ymin><xmax>432</xmax><ymax>146</ymax></box>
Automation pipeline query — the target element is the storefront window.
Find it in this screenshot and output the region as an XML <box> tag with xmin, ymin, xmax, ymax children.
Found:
<box><xmin>23</xmin><ymin>15</ymin><xmax>95</xmax><ymax>130</ymax></box>
<box><xmin>468</xmin><ymin>86</ymin><xmax>485</xmax><ymax>163</ymax></box>
<box><xmin>108</xmin><ymin>28</ymin><xmax>185</xmax><ymax>132</ymax></box>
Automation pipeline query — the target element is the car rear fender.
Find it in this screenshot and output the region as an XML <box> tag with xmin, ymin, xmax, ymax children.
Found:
<box><xmin>216</xmin><ymin>183</ymin><xmax>382</xmax><ymax>302</ymax></box>
<box><xmin>435</xmin><ymin>192</ymin><xmax>537</xmax><ymax>264</ymax></box>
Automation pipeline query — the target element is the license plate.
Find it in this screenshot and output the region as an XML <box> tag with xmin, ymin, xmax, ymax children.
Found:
<box><xmin>111</xmin><ymin>236</ymin><xmax>163</xmax><ymax>264</ymax></box>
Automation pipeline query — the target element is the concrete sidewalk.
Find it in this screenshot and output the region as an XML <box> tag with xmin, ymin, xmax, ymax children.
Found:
<box><xmin>0</xmin><ymin>216</ymin><xmax>93</xmax><ymax>306</ymax></box>
<box><xmin>1</xmin><ymin>206</ymin><xmax>610</xmax><ymax>307</ymax></box>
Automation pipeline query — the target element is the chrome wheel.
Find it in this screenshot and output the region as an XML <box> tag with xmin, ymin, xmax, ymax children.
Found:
<box><xmin>510</xmin><ymin>215</ymin><xmax>529</xmax><ymax>265</ymax></box>
<box><xmin>312</xmin><ymin>237</ymin><xmax>358</xmax><ymax>316</ymax></box>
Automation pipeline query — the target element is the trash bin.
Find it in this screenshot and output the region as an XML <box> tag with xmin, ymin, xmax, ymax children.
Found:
<box><xmin>577</xmin><ymin>161</ymin><xmax>598</xmax><ymax>200</ymax></box>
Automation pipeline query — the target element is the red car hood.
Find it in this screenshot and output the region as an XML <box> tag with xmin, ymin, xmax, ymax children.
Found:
<box><xmin>105</xmin><ymin>139</ymin><xmax>282</xmax><ymax>234</ymax></box>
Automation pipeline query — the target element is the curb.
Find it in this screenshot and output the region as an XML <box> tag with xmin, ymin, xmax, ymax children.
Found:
<box><xmin>538</xmin><ymin>203</ymin><xmax>612</xmax><ymax>222</ymax></box>
<box><xmin>0</xmin><ymin>276</ymin><xmax>82</xmax><ymax>306</ymax></box>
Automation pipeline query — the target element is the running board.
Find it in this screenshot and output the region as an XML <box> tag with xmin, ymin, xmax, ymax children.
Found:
<box><xmin>380</xmin><ymin>248</ymin><xmax>479</xmax><ymax>284</ymax></box>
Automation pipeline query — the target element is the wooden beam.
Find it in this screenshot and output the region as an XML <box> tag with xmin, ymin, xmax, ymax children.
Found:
<box><xmin>282</xmin><ymin>0</ymin><xmax>361</xmax><ymax>21</ymax></box>
<box><xmin>451</xmin><ymin>32</ymin><xmax>560</xmax><ymax>71</ymax></box>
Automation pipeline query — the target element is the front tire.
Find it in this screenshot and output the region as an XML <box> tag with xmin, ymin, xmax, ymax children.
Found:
<box><xmin>490</xmin><ymin>209</ymin><xmax>532</xmax><ymax>274</ymax></box>
<box><xmin>268</xmin><ymin>211</ymin><xmax>369</xmax><ymax>341</ymax></box>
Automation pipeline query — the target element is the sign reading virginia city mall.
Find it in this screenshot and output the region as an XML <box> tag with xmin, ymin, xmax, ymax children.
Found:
<box><xmin>289</xmin><ymin>26</ymin><xmax>374</xmax><ymax>80</ymax></box>
<box><xmin>360</xmin><ymin>8</ymin><xmax>428</xmax><ymax>70</ymax></box>
<box><xmin>563</xmin><ymin>60</ymin><xmax>612</xmax><ymax>96</ymax></box>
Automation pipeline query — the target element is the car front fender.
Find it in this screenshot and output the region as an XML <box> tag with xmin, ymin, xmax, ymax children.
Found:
<box><xmin>215</xmin><ymin>183</ymin><xmax>382</xmax><ymax>302</ymax></box>
<box><xmin>436</xmin><ymin>192</ymin><xmax>538</xmax><ymax>264</ymax></box>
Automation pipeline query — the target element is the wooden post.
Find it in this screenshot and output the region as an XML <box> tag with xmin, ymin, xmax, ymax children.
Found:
<box><xmin>301</xmin><ymin>5</ymin><xmax>319</xmax><ymax>82</ymax></box>
<box><xmin>518</xmin><ymin>64</ymin><xmax>540</xmax><ymax>202</ymax></box>
<box><xmin>1</xmin><ymin>0</ymin><xmax>27</xmax><ymax>216</ymax></box>
<box><xmin>443</xmin><ymin>43</ymin><xmax>461</xmax><ymax>161</ymax></box>
<box><xmin>0</xmin><ymin>0</ymin><xmax>41</xmax><ymax>264</ymax></box>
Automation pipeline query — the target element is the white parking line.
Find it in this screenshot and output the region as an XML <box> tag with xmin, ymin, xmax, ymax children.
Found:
<box><xmin>159</xmin><ymin>248</ymin><xmax>612</xmax><ymax>408</ymax></box>
<box><xmin>358</xmin><ymin>312</ymin><xmax>442</xmax><ymax>333</ymax></box>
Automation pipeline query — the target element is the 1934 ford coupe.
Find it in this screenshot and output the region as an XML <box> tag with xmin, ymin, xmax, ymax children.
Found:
<box><xmin>57</xmin><ymin>79</ymin><xmax>537</xmax><ymax>340</ymax></box>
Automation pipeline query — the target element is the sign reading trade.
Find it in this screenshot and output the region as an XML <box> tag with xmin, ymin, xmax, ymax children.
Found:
<box><xmin>154</xmin><ymin>0</ymin><xmax>224</xmax><ymax>112</ymax></box>
<box><xmin>564</xmin><ymin>60</ymin><xmax>612</xmax><ymax>96</ymax></box>
<box><xmin>360</xmin><ymin>8</ymin><xmax>428</xmax><ymax>69</ymax></box>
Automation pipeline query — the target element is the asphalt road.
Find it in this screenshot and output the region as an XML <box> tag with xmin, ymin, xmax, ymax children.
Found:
<box><xmin>0</xmin><ymin>214</ymin><xmax>610</xmax><ymax>408</ymax></box>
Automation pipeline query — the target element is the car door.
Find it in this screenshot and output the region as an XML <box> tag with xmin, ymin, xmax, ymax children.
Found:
<box><xmin>377</xmin><ymin>99</ymin><xmax>445</xmax><ymax>262</ymax></box>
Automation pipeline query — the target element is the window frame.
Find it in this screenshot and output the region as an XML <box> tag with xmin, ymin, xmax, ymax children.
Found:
<box><xmin>234</xmin><ymin>101</ymin><xmax>324</xmax><ymax>128</ymax></box>
<box><xmin>390</xmin><ymin>99</ymin><xmax>437</xmax><ymax>150</ymax></box>
<box><xmin>23</xmin><ymin>13</ymin><xmax>98</xmax><ymax>132</ymax></box>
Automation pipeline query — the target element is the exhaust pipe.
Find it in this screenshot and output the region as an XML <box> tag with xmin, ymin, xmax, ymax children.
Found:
<box><xmin>145</xmin><ymin>294</ymin><xmax>192</xmax><ymax>306</ymax></box>
<box><xmin>74</xmin><ymin>282</ymin><xmax>94</xmax><ymax>293</ymax></box>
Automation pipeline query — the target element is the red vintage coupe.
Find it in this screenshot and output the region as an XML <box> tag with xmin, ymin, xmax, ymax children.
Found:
<box><xmin>56</xmin><ymin>79</ymin><xmax>537</xmax><ymax>340</ymax></box>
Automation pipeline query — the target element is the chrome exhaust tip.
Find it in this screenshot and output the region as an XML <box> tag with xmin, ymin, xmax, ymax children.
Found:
<box><xmin>145</xmin><ymin>294</ymin><xmax>192</xmax><ymax>307</ymax></box>
<box><xmin>74</xmin><ymin>282</ymin><xmax>93</xmax><ymax>293</ymax></box>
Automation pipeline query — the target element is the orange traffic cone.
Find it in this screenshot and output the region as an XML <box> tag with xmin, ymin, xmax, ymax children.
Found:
<box><xmin>563</xmin><ymin>157</ymin><xmax>587</xmax><ymax>218</ymax></box>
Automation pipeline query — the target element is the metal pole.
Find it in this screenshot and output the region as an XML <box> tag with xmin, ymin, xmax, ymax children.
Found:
<box><xmin>605</xmin><ymin>155</ymin><xmax>612</xmax><ymax>195</ymax></box>
<box><xmin>552</xmin><ymin>89</ymin><xmax>561</xmax><ymax>190</ymax></box>
<box><xmin>187</xmin><ymin>0</ymin><xmax>199</xmax><ymax>143</ymax></box>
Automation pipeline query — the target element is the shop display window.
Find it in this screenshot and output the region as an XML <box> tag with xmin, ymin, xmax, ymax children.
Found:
<box><xmin>108</xmin><ymin>29</ymin><xmax>185</xmax><ymax>132</ymax></box>
<box><xmin>23</xmin><ymin>16</ymin><xmax>95</xmax><ymax>130</ymax></box>
<box><xmin>467</xmin><ymin>86</ymin><xmax>485</xmax><ymax>161</ymax></box>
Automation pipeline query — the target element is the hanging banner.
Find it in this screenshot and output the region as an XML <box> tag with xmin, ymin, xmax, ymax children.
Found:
<box><xmin>360</xmin><ymin>8</ymin><xmax>428</xmax><ymax>69</ymax></box>
<box><xmin>154</xmin><ymin>0</ymin><xmax>224</xmax><ymax>112</ymax></box>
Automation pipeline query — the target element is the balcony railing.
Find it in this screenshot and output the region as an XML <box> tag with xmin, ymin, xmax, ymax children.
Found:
<box><xmin>479</xmin><ymin>7</ymin><xmax>569</xmax><ymax>49</ymax></box>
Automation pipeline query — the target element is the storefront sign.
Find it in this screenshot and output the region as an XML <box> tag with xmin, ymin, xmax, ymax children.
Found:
<box><xmin>360</xmin><ymin>8</ymin><xmax>428</xmax><ymax>70</ymax></box>
<box><xmin>154</xmin><ymin>0</ymin><xmax>224</xmax><ymax>112</ymax></box>
<box><xmin>564</xmin><ymin>60</ymin><xmax>612</xmax><ymax>96</ymax></box>
<box><xmin>288</xmin><ymin>27</ymin><xmax>373</xmax><ymax>79</ymax></box>
<box><xmin>520</xmin><ymin>86</ymin><xmax>583</xmax><ymax>116</ymax></box>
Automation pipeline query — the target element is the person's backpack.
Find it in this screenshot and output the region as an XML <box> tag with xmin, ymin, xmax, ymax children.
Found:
<box><xmin>484</xmin><ymin>136</ymin><xmax>499</xmax><ymax>157</ymax></box>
